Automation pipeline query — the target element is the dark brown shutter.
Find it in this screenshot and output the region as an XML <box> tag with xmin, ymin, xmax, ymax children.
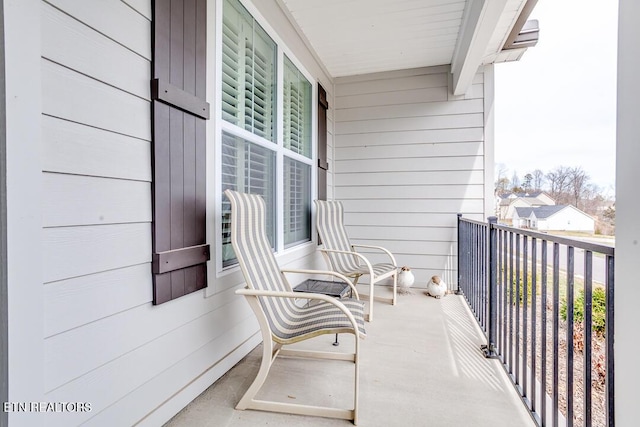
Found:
<box><xmin>151</xmin><ymin>0</ymin><xmax>210</xmax><ymax>305</ymax></box>
<box><xmin>317</xmin><ymin>83</ymin><xmax>329</xmax><ymax>201</ymax></box>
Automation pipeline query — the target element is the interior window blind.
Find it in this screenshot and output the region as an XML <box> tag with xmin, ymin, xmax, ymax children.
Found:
<box><xmin>222</xmin><ymin>0</ymin><xmax>276</xmax><ymax>142</ymax></box>
<box><xmin>284</xmin><ymin>157</ymin><xmax>311</xmax><ymax>246</ymax></box>
<box><xmin>221</xmin><ymin>132</ymin><xmax>276</xmax><ymax>266</ymax></box>
<box><xmin>283</xmin><ymin>55</ymin><xmax>312</xmax><ymax>157</ymax></box>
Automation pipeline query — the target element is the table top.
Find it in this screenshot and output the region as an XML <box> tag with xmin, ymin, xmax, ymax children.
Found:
<box><xmin>293</xmin><ymin>279</ymin><xmax>351</xmax><ymax>298</ymax></box>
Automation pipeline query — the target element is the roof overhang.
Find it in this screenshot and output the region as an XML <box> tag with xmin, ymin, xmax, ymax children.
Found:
<box><xmin>277</xmin><ymin>0</ymin><xmax>539</xmax><ymax>94</ymax></box>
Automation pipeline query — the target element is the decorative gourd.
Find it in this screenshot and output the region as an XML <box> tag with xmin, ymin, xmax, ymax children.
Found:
<box><xmin>397</xmin><ymin>266</ymin><xmax>415</xmax><ymax>288</ymax></box>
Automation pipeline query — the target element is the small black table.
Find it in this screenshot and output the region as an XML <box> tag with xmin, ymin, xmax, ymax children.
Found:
<box><xmin>293</xmin><ymin>279</ymin><xmax>352</xmax><ymax>346</ymax></box>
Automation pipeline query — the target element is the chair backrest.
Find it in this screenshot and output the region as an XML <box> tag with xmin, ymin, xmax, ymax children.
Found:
<box><xmin>314</xmin><ymin>200</ymin><xmax>360</xmax><ymax>273</ymax></box>
<box><xmin>226</xmin><ymin>190</ymin><xmax>296</xmax><ymax>335</ymax></box>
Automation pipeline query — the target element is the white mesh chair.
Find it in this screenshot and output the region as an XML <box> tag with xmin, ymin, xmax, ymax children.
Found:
<box><xmin>315</xmin><ymin>200</ymin><xmax>398</xmax><ymax>322</ymax></box>
<box><xmin>226</xmin><ymin>189</ymin><xmax>366</xmax><ymax>424</ymax></box>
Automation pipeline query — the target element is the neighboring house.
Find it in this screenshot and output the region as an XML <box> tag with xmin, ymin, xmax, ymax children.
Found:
<box><xmin>4</xmin><ymin>0</ymin><xmax>638</xmax><ymax>427</ymax></box>
<box><xmin>513</xmin><ymin>205</ymin><xmax>595</xmax><ymax>233</ymax></box>
<box><xmin>497</xmin><ymin>191</ymin><xmax>555</xmax><ymax>220</ymax></box>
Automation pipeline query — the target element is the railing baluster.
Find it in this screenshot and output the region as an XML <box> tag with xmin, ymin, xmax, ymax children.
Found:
<box><xmin>509</xmin><ymin>231</ymin><xmax>514</xmax><ymax>374</ymax></box>
<box><xmin>542</xmin><ymin>240</ymin><xmax>548</xmax><ymax>427</ymax></box>
<box><xmin>567</xmin><ymin>246</ymin><xmax>575</xmax><ymax>427</ymax></box>
<box><xmin>523</xmin><ymin>235</ymin><xmax>529</xmax><ymax>404</ymax></box>
<box><xmin>531</xmin><ymin>237</ymin><xmax>538</xmax><ymax>418</ymax></box>
<box><xmin>584</xmin><ymin>250</ymin><xmax>593</xmax><ymax>427</ymax></box>
<box><xmin>515</xmin><ymin>233</ymin><xmax>521</xmax><ymax>387</ymax></box>
<box><xmin>606</xmin><ymin>254</ymin><xmax>615</xmax><ymax>427</ymax></box>
<box><xmin>553</xmin><ymin>242</ymin><xmax>560</xmax><ymax>427</ymax></box>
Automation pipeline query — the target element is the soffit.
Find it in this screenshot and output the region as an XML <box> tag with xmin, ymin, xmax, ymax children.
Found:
<box><xmin>279</xmin><ymin>0</ymin><xmax>529</xmax><ymax>78</ymax></box>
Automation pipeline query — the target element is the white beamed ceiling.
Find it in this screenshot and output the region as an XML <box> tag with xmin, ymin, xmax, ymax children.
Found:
<box><xmin>279</xmin><ymin>0</ymin><xmax>528</xmax><ymax>78</ymax></box>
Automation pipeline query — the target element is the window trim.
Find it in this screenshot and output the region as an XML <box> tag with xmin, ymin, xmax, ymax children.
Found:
<box><xmin>214</xmin><ymin>0</ymin><xmax>318</xmax><ymax>277</ymax></box>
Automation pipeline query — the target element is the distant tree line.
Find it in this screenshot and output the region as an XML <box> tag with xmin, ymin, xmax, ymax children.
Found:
<box><xmin>495</xmin><ymin>164</ymin><xmax>615</xmax><ymax>233</ymax></box>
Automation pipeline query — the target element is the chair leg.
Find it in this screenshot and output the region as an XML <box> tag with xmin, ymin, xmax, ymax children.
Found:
<box><xmin>392</xmin><ymin>271</ymin><xmax>398</xmax><ymax>306</ymax></box>
<box><xmin>236</xmin><ymin>337</ymin><xmax>275</xmax><ymax>410</ymax></box>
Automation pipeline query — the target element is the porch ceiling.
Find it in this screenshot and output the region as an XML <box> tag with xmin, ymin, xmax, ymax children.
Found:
<box><xmin>278</xmin><ymin>0</ymin><xmax>534</xmax><ymax>81</ymax></box>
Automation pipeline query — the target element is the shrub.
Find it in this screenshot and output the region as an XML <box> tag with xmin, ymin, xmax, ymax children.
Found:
<box><xmin>560</xmin><ymin>287</ymin><xmax>607</xmax><ymax>334</ymax></box>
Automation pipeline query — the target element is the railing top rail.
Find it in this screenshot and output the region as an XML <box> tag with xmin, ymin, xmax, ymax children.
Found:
<box><xmin>458</xmin><ymin>216</ymin><xmax>615</xmax><ymax>255</ymax></box>
<box><xmin>458</xmin><ymin>217</ymin><xmax>489</xmax><ymax>227</ymax></box>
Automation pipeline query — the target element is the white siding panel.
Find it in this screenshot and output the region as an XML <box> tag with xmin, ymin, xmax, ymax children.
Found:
<box><xmin>336</xmin><ymin>72</ymin><xmax>447</xmax><ymax>97</ymax></box>
<box><xmin>335</xmin><ymin>155</ymin><xmax>484</xmax><ymax>174</ymax></box>
<box><xmin>335</xmin><ymin>98</ymin><xmax>483</xmax><ymax>122</ymax></box>
<box><xmin>355</xmin><ymin>239</ymin><xmax>457</xmax><ymax>257</ymax></box>
<box><xmin>335</xmin><ymin>86</ymin><xmax>448</xmax><ymax>110</ymax></box>
<box><xmin>122</xmin><ymin>0</ymin><xmax>152</xmax><ymax>20</ymax></box>
<box><xmin>336</xmin><ymin>141</ymin><xmax>483</xmax><ymax>160</ymax></box>
<box><xmin>336</xmin><ymin>170</ymin><xmax>485</xmax><ymax>186</ymax></box>
<box><xmin>345</xmin><ymin>212</ymin><xmax>463</xmax><ymax>228</ymax></box>
<box><xmin>335</xmin><ymin>113</ymin><xmax>483</xmax><ymax>135</ymax></box>
<box><xmin>44</xmin><ymin>264</ymin><xmax>152</xmax><ymax>337</ymax></box>
<box><xmin>42</xmin><ymin>116</ymin><xmax>151</xmax><ymax>181</ymax></box>
<box><xmin>44</xmin><ymin>286</ymin><xmax>240</xmax><ymax>393</ymax></box>
<box><xmin>44</xmin><ymin>298</ymin><xmax>256</xmax><ymax>426</ymax></box>
<box><xmin>42</xmin><ymin>59</ymin><xmax>151</xmax><ymax>140</ymax></box>
<box><xmin>348</xmin><ymin>225</ymin><xmax>457</xmax><ymax>242</ymax></box>
<box><xmin>45</xmin><ymin>0</ymin><xmax>151</xmax><ymax>60</ymax></box>
<box><xmin>342</xmin><ymin>199</ymin><xmax>483</xmax><ymax>214</ymax></box>
<box><xmin>335</xmin><ymin>184</ymin><xmax>484</xmax><ymax>200</ymax></box>
<box><xmin>43</xmin><ymin>223</ymin><xmax>152</xmax><ymax>283</ymax></box>
<box><xmin>43</xmin><ymin>173</ymin><xmax>152</xmax><ymax>227</ymax></box>
<box><xmin>91</xmin><ymin>330</ymin><xmax>261</xmax><ymax>427</ymax></box>
<box><xmin>334</xmin><ymin>67</ymin><xmax>487</xmax><ymax>285</ymax></box>
<box><xmin>42</xmin><ymin>2</ymin><xmax>150</xmax><ymax>99</ymax></box>
<box><xmin>336</xmin><ymin>127</ymin><xmax>484</xmax><ymax>147</ymax></box>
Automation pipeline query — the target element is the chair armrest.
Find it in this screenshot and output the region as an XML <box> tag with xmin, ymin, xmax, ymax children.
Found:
<box><xmin>280</xmin><ymin>268</ymin><xmax>360</xmax><ymax>300</ymax></box>
<box><xmin>318</xmin><ymin>248</ymin><xmax>374</xmax><ymax>277</ymax></box>
<box><xmin>350</xmin><ymin>244</ymin><xmax>397</xmax><ymax>267</ymax></box>
<box><xmin>235</xmin><ymin>288</ymin><xmax>360</xmax><ymax>332</ymax></box>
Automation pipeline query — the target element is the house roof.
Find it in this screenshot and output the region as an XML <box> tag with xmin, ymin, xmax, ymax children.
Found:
<box><xmin>514</xmin><ymin>207</ymin><xmax>535</xmax><ymax>218</ymax></box>
<box><xmin>528</xmin><ymin>205</ymin><xmax>567</xmax><ymax>219</ymax></box>
<box><xmin>498</xmin><ymin>191</ymin><xmax>545</xmax><ymax>199</ymax></box>
<box><xmin>278</xmin><ymin>0</ymin><xmax>538</xmax><ymax>89</ymax></box>
<box><xmin>514</xmin><ymin>205</ymin><xmax>590</xmax><ymax>220</ymax></box>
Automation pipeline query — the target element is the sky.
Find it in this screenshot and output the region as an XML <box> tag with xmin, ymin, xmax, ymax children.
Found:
<box><xmin>494</xmin><ymin>0</ymin><xmax>618</xmax><ymax>197</ymax></box>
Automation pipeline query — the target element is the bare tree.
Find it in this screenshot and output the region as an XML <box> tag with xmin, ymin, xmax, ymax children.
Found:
<box><xmin>546</xmin><ymin>166</ymin><xmax>571</xmax><ymax>203</ymax></box>
<box><xmin>495</xmin><ymin>163</ymin><xmax>510</xmax><ymax>194</ymax></box>
<box><xmin>532</xmin><ymin>169</ymin><xmax>545</xmax><ymax>191</ymax></box>
<box><xmin>569</xmin><ymin>166</ymin><xmax>590</xmax><ymax>209</ymax></box>
<box><xmin>523</xmin><ymin>173</ymin><xmax>533</xmax><ymax>191</ymax></box>
<box><xmin>511</xmin><ymin>170</ymin><xmax>521</xmax><ymax>192</ymax></box>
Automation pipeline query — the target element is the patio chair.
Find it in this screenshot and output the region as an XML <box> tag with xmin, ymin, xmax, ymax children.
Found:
<box><xmin>315</xmin><ymin>200</ymin><xmax>398</xmax><ymax>322</ymax></box>
<box><xmin>225</xmin><ymin>189</ymin><xmax>367</xmax><ymax>424</ymax></box>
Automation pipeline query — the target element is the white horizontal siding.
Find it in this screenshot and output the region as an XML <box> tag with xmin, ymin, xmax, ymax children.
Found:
<box><xmin>42</xmin><ymin>116</ymin><xmax>151</xmax><ymax>181</ymax></box>
<box><xmin>42</xmin><ymin>173</ymin><xmax>152</xmax><ymax>227</ymax></box>
<box><xmin>45</xmin><ymin>0</ymin><xmax>151</xmax><ymax>60</ymax></box>
<box><xmin>44</xmin><ymin>264</ymin><xmax>152</xmax><ymax>337</ymax></box>
<box><xmin>42</xmin><ymin>1</ymin><xmax>150</xmax><ymax>100</ymax></box>
<box><xmin>42</xmin><ymin>59</ymin><xmax>151</xmax><ymax>140</ymax></box>
<box><xmin>334</xmin><ymin>66</ymin><xmax>487</xmax><ymax>285</ymax></box>
<box><xmin>43</xmin><ymin>223</ymin><xmax>152</xmax><ymax>283</ymax></box>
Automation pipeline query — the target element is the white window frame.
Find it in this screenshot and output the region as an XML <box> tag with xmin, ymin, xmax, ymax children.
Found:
<box><xmin>213</xmin><ymin>0</ymin><xmax>318</xmax><ymax>276</ymax></box>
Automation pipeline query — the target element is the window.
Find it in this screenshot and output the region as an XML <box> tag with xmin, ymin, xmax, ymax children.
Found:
<box><xmin>219</xmin><ymin>0</ymin><xmax>314</xmax><ymax>269</ymax></box>
<box><xmin>222</xmin><ymin>0</ymin><xmax>276</xmax><ymax>141</ymax></box>
<box><xmin>221</xmin><ymin>132</ymin><xmax>276</xmax><ymax>266</ymax></box>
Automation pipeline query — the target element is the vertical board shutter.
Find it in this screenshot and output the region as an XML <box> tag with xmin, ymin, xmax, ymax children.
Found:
<box><xmin>317</xmin><ymin>83</ymin><xmax>328</xmax><ymax>201</ymax></box>
<box><xmin>151</xmin><ymin>0</ymin><xmax>210</xmax><ymax>305</ymax></box>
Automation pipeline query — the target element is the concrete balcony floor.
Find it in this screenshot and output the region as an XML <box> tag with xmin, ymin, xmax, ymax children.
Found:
<box><xmin>164</xmin><ymin>289</ymin><xmax>536</xmax><ymax>427</ymax></box>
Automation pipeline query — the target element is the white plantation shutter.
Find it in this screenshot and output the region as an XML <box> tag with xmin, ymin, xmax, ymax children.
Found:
<box><xmin>221</xmin><ymin>132</ymin><xmax>276</xmax><ymax>266</ymax></box>
<box><xmin>222</xmin><ymin>0</ymin><xmax>276</xmax><ymax>141</ymax></box>
<box><xmin>284</xmin><ymin>158</ymin><xmax>311</xmax><ymax>246</ymax></box>
<box><xmin>283</xmin><ymin>55</ymin><xmax>311</xmax><ymax>157</ymax></box>
<box><xmin>219</xmin><ymin>0</ymin><xmax>313</xmax><ymax>268</ymax></box>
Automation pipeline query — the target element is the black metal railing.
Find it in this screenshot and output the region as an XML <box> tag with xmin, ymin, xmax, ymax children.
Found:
<box><xmin>458</xmin><ymin>215</ymin><xmax>615</xmax><ymax>427</ymax></box>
